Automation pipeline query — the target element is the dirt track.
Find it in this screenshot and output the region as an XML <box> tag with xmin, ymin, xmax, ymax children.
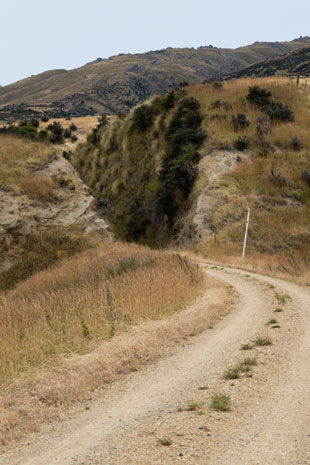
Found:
<box><xmin>1</xmin><ymin>264</ymin><xmax>310</xmax><ymax>464</ymax></box>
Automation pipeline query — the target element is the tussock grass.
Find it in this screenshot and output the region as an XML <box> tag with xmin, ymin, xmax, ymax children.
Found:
<box><xmin>0</xmin><ymin>245</ymin><xmax>229</xmax><ymax>444</ymax></box>
<box><xmin>0</xmin><ymin>135</ymin><xmax>52</xmax><ymax>191</ymax></box>
<box><xmin>0</xmin><ymin>243</ymin><xmax>203</xmax><ymax>379</ymax></box>
<box><xmin>189</xmin><ymin>77</ymin><xmax>310</xmax><ymax>280</ymax></box>
<box><xmin>254</xmin><ymin>336</ymin><xmax>272</xmax><ymax>347</ymax></box>
<box><xmin>211</xmin><ymin>393</ymin><xmax>231</xmax><ymax>412</ymax></box>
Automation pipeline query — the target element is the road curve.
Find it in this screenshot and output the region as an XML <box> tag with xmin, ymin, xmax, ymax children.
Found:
<box><xmin>1</xmin><ymin>265</ymin><xmax>310</xmax><ymax>465</ymax></box>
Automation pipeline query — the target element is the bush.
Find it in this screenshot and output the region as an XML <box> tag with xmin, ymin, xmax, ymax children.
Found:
<box><xmin>41</xmin><ymin>116</ymin><xmax>49</xmax><ymax>122</ymax></box>
<box><xmin>64</xmin><ymin>128</ymin><xmax>72</xmax><ymax>138</ymax></box>
<box><xmin>159</xmin><ymin>91</ymin><xmax>176</xmax><ymax>111</ymax></box>
<box><xmin>247</xmin><ymin>86</ymin><xmax>271</xmax><ymax>107</ymax></box>
<box><xmin>157</xmin><ymin>97</ymin><xmax>206</xmax><ymax>221</ymax></box>
<box><xmin>132</xmin><ymin>104</ymin><xmax>154</xmax><ymax>130</ymax></box>
<box><xmin>70</xmin><ymin>123</ymin><xmax>78</xmax><ymax>132</ymax></box>
<box><xmin>302</xmin><ymin>170</ymin><xmax>310</xmax><ymax>187</ymax></box>
<box><xmin>291</xmin><ymin>135</ymin><xmax>303</xmax><ymax>151</ymax></box>
<box><xmin>211</xmin><ymin>99</ymin><xmax>231</xmax><ymax>110</ymax></box>
<box><xmin>233</xmin><ymin>136</ymin><xmax>250</xmax><ymax>151</ymax></box>
<box><xmin>247</xmin><ymin>85</ymin><xmax>294</xmax><ymax>123</ymax></box>
<box><xmin>231</xmin><ymin>114</ymin><xmax>250</xmax><ymax>132</ymax></box>
<box><xmin>265</xmin><ymin>101</ymin><xmax>294</xmax><ymax>123</ymax></box>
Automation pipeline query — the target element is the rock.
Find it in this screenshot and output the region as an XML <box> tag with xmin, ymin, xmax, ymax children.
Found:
<box><xmin>0</xmin><ymin>154</ymin><xmax>114</xmax><ymax>272</ymax></box>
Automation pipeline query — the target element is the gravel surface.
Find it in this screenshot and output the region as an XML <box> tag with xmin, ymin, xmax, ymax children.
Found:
<box><xmin>1</xmin><ymin>265</ymin><xmax>310</xmax><ymax>465</ymax></box>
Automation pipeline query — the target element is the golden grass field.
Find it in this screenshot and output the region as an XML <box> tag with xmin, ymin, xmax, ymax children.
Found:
<box><xmin>0</xmin><ymin>242</ymin><xmax>221</xmax><ymax>444</ymax></box>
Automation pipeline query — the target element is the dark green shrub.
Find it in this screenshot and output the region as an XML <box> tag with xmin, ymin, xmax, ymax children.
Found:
<box><xmin>132</xmin><ymin>104</ymin><xmax>154</xmax><ymax>130</ymax></box>
<box><xmin>302</xmin><ymin>170</ymin><xmax>310</xmax><ymax>187</ymax></box>
<box><xmin>291</xmin><ymin>135</ymin><xmax>302</xmax><ymax>151</ymax></box>
<box><xmin>247</xmin><ymin>86</ymin><xmax>271</xmax><ymax>107</ymax></box>
<box><xmin>69</xmin><ymin>122</ymin><xmax>78</xmax><ymax>131</ymax></box>
<box><xmin>231</xmin><ymin>114</ymin><xmax>250</xmax><ymax>132</ymax></box>
<box><xmin>234</xmin><ymin>136</ymin><xmax>250</xmax><ymax>151</ymax></box>
<box><xmin>71</xmin><ymin>134</ymin><xmax>78</xmax><ymax>143</ymax></box>
<box><xmin>157</xmin><ymin>97</ymin><xmax>206</xmax><ymax>221</ymax></box>
<box><xmin>265</xmin><ymin>101</ymin><xmax>294</xmax><ymax>123</ymax></box>
<box><xmin>41</xmin><ymin>116</ymin><xmax>49</xmax><ymax>123</ymax></box>
<box><xmin>159</xmin><ymin>91</ymin><xmax>176</xmax><ymax>111</ymax></box>
<box><xmin>64</xmin><ymin>128</ymin><xmax>72</xmax><ymax>138</ymax></box>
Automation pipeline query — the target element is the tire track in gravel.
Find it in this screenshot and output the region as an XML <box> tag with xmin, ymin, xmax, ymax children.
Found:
<box><xmin>2</xmin><ymin>265</ymin><xmax>310</xmax><ymax>465</ymax></box>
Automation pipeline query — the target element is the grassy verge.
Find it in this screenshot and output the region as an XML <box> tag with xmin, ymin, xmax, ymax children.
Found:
<box><xmin>0</xmin><ymin>244</ymin><xmax>230</xmax><ymax>444</ymax></box>
<box><xmin>0</xmin><ymin>243</ymin><xmax>204</xmax><ymax>380</ymax></box>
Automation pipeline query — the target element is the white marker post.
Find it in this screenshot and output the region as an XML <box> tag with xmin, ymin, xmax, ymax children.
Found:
<box><xmin>242</xmin><ymin>208</ymin><xmax>251</xmax><ymax>262</ymax></box>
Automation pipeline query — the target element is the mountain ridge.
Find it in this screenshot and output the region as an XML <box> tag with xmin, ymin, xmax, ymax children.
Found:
<box><xmin>1</xmin><ymin>37</ymin><xmax>310</xmax><ymax>119</ymax></box>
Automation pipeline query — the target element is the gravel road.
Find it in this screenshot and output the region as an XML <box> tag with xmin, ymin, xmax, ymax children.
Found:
<box><xmin>2</xmin><ymin>264</ymin><xmax>310</xmax><ymax>465</ymax></box>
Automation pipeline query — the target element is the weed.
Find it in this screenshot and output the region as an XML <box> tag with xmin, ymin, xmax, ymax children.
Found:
<box><xmin>211</xmin><ymin>393</ymin><xmax>231</xmax><ymax>412</ymax></box>
<box><xmin>274</xmin><ymin>308</ymin><xmax>283</xmax><ymax>313</ymax></box>
<box><xmin>272</xmin><ymin>325</ymin><xmax>281</xmax><ymax>329</ymax></box>
<box><xmin>224</xmin><ymin>367</ymin><xmax>241</xmax><ymax>380</ymax></box>
<box><xmin>254</xmin><ymin>336</ymin><xmax>272</xmax><ymax>346</ymax></box>
<box><xmin>267</xmin><ymin>319</ymin><xmax>278</xmax><ymax>325</ymax></box>
<box><xmin>186</xmin><ymin>402</ymin><xmax>203</xmax><ymax>411</ymax></box>
<box><xmin>198</xmin><ymin>386</ymin><xmax>209</xmax><ymax>390</ymax></box>
<box><xmin>275</xmin><ymin>292</ymin><xmax>289</xmax><ymax>305</ymax></box>
<box><xmin>241</xmin><ymin>343</ymin><xmax>252</xmax><ymax>350</ymax></box>
<box><xmin>242</xmin><ymin>357</ymin><xmax>257</xmax><ymax>366</ymax></box>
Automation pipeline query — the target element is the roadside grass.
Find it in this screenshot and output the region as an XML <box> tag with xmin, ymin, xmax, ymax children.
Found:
<box><xmin>241</xmin><ymin>343</ymin><xmax>253</xmax><ymax>350</ymax></box>
<box><xmin>224</xmin><ymin>357</ymin><xmax>257</xmax><ymax>380</ymax></box>
<box><xmin>211</xmin><ymin>393</ymin><xmax>231</xmax><ymax>412</ymax></box>
<box><xmin>0</xmin><ymin>243</ymin><xmax>204</xmax><ymax>380</ymax></box>
<box><xmin>0</xmin><ymin>242</ymin><xmax>232</xmax><ymax>444</ymax></box>
<box><xmin>186</xmin><ymin>401</ymin><xmax>204</xmax><ymax>411</ymax></box>
<box><xmin>254</xmin><ymin>336</ymin><xmax>272</xmax><ymax>346</ymax></box>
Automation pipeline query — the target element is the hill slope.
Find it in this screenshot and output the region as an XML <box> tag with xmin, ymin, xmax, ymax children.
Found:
<box><xmin>72</xmin><ymin>76</ymin><xmax>310</xmax><ymax>270</ymax></box>
<box><xmin>1</xmin><ymin>38</ymin><xmax>310</xmax><ymax>119</ymax></box>
<box><xmin>227</xmin><ymin>46</ymin><xmax>310</xmax><ymax>79</ymax></box>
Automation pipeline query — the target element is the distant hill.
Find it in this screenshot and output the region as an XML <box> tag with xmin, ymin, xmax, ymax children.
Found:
<box><xmin>226</xmin><ymin>46</ymin><xmax>310</xmax><ymax>79</ymax></box>
<box><xmin>1</xmin><ymin>37</ymin><xmax>310</xmax><ymax>120</ymax></box>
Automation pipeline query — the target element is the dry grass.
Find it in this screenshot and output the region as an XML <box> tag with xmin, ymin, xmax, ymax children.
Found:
<box><xmin>0</xmin><ymin>135</ymin><xmax>52</xmax><ymax>191</ymax></box>
<box><xmin>19</xmin><ymin>175</ymin><xmax>57</xmax><ymax>201</ymax></box>
<box><xmin>188</xmin><ymin>77</ymin><xmax>310</xmax><ymax>151</ymax></box>
<box><xmin>0</xmin><ymin>243</ymin><xmax>204</xmax><ymax>380</ymax></box>
<box><xmin>0</xmin><ymin>244</ymin><xmax>230</xmax><ymax>444</ymax></box>
<box><xmin>186</xmin><ymin>77</ymin><xmax>310</xmax><ymax>280</ymax></box>
<box><xmin>40</xmin><ymin>116</ymin><xmax>101</xmax><ymax>146</ymax></box>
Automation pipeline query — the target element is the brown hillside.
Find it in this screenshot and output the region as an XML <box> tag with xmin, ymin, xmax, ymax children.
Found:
<box><xmin>1</xmin><ymin>38</ymin><xmax>310</xmax><ymax>119</ymax></box>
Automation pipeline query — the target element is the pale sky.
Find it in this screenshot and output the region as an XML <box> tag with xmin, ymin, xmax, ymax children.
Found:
<box><xmin>1</xmin><ymin>0</ymin><xmax>309</xmax><ymax>86</ymax></box>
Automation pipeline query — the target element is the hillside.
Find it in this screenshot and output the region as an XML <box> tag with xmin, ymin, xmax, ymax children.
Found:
<box><xmin>1</xmin><ymin>37</ymin><xmax>310</xmax><ymax>120</ymax></box>
<box><xmin>72</xmin><ymin>76</ymin><xmax>310</xmax><ymax>271</ymax></box>
<box><xmin>227</xmin><ymin>46</ymin><xmax>310</xmax><ymax>79</ymax></box>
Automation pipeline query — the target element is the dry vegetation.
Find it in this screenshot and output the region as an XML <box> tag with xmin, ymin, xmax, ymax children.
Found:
<box><xmin>188</xmin><ymin>77</ymin><xmax>310</xmax><ymax>151</ymax></box>
<box><xmin>0</xmin><ymin>135</ymin><xmax>52</xmax><ymax>193</ymax></box>
<box><xmin>40</xmin><ymin>115</ymin><xmax>100</xmax><ymax>146</ymax></box>
<box><xmin>0</xmin><ymin>243</ymin><xmax>223</xmax><ymax>444</ymax></box>
<box><xmin>0</xmin><ymin>243</ymin><xmax>203</xmax><ymax>380</ymax></box>
<box><xmin>187</xmin><ymin>78</ymin><xmax>310</xmax><ymax>279</ymax></box>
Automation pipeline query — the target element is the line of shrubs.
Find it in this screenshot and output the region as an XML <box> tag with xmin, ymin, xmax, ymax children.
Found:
<box><xmin>0</xmin><ymin>119</ymin><xmax>78</xmax><ymax>144</ymax></box>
